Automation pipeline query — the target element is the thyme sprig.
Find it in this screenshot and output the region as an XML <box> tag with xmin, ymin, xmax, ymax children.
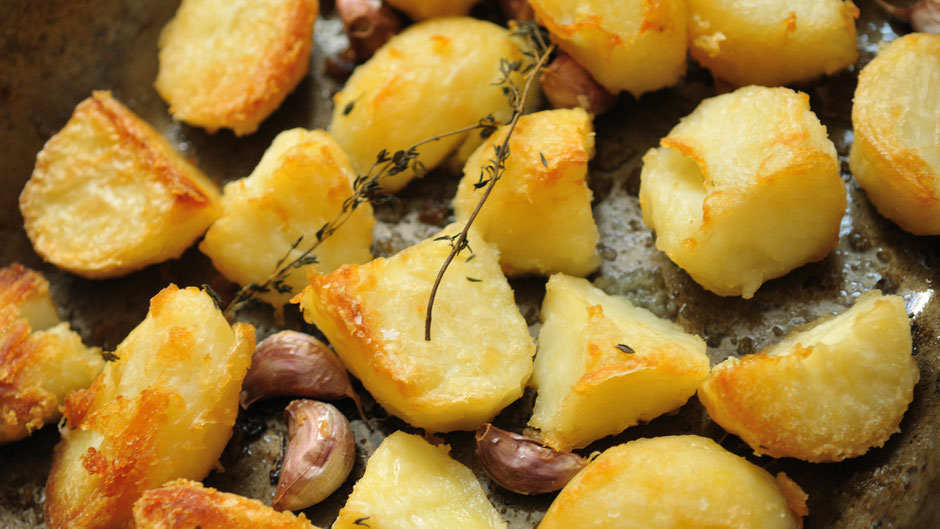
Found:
<box><xmin>424</xmin><ymin>23</ymin><xmax>553</xmax><ymax>341</ymax></box>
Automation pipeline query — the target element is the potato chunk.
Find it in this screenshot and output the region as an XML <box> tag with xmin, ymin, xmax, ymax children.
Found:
<box><xmin>0</xmin><ymin>264</ymin><xmax>103</xmax><ymax>444</ymax></box>
<box><xmin>333</xmin><ymin>431</ymin><xmax>506</xmax><ymax>529</ymax></box>
<box><xmin>539</xmin><ymin>435</ymin><xmax>806</xmax><ymax>529</ymax></box>
<box><xmin>639</xmin><ymin>86</ymin><xmax>845</xmax><ymax>298</ymax></box>
<box><xmin>155</xmin><ymin>0</ymin><xmax>318</xmax><ymax>135</ymax></box>
<box><xmin>297</xmin><ymin>225</ymin><xmax>535</xmax><ymax>432</ymax></box>
<box><xmin>131</xmin><ymin>479</ymin><xmax>318</xmax><ymax>529</ymax></box>
<box><xmin>529</xmin><ymin>0</ymin><xmax>687</xmax><ymax>96</ymax></box>
<box><xmin>687</xmin><ymin>0</ymin><xmax>858</xmax><ymax>87</ymax></box>
<box><xmin>329</xmin><ymin>17</ymin><xmax>529</xmax><ymax>193</ymax></box>
<box><xmin>44</xmin><ymin>286</ymin><xmax>255</xmax><ymax>529</ymax></box>
<box><xmin>383</xmin><ymin>0</ymin><xmax>479</xmax><ymax>20</ymax></box>
<box><xmin>200</xmin><ymin>129</ymin><xmax>374</xmax><ymax>307</ymax></box>
<box><xmin>698</xmin><ymin>291</ymin><xmax>918</xmax><ymax>462</ymax></box>
<box><xmin>453</xmin><ymin>109</ymin><xmax>599</xmax><ymax>277</ymax></box>
<box><xmin>850</xmin><ymin>33</ymin><xmax>940</xmax><ymax>235</ymax></box>
<box><xmin>19</xmin><ymin>91</ymin><xmax>221</xmax><ymax>279</ymax></box>
<box><xmin>528</xmin><ymin>274</ymin><xmax>708</xmax><ymax>451</ymax></box>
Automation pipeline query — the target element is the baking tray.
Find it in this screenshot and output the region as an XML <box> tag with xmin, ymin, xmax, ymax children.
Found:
<box><xmin>0</xmin><ymin>0</ymin><xmax>938</xmax><ymax>527</ymax></box>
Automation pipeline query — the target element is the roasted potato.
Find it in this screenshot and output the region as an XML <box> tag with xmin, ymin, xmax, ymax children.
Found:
<box><xmin>131</xmin><ymin>479</ymin><xmax>319</xmax><ymax>529</ymax></box>
<box><xmin>330</xmin><ymin>17</ymin><xmax>531</xmax><ymax>193</ymax></box>
<box><xmin>528</xmin><ymin>274</ymin><xmax>709</xmax><ymax>451</ymax></box>
<box><xmin>155</xmin><ymin>0</ymin><xmax>318</xmax><ymax>135</ymax></box>
<box><xmin>850</xmin><ymin>33</ymin><xmax>940</xmax><ymax>235</ymax></box>
<box><xmin>297</xmin><ymin>224</ymin><xmax>535</xmax><ymax>432</ymax></box>
<box><xmin>383</xmin><ymin>0</ymin><xmax>480</xmax><ymax>20</ymax></box>
<box><xmin>639</xmin><ymin>86</ymin><xmax>845</xmax><ymax>298</ymax></box>
<box><xmin>19</xmin><ymin>91</ymin><xmax>221</xmax><ymax>279</ymax></box>
<box><xmin>687</xmin><ymin>0</ymin><xmax>858</xmax><ymax>87</ymax></box>
<box><xmin>539</xmin><ymin>435</ymin><xmax>807</xmax><ymax>529</ymax></box>
<box><xmin>44</xmin><ymin>285</ymin><xmax>255</xmax><ymax>529</ymax></box>
<box><xmin>200</xmin><ymin>128</ymin><xmax>375</xmax><ymax>307</ymax></box>
<box><xmin>453</xmin><ymin>108</ymin><xmax>599</xmax><ymax>277</ymax></box>
<box><xmin>0</xmin><ymin>264</ymin><xmax>104</xmax><ymax>444</ymax></box>
<box><xmin>333</xmin><ymin>431</ymin><xmax>506</xmax><ymax>529</ymax></box>
<box><xmin>529</xmin><ymin>0</ymin><xmax>687</xmax><ymax>97</ymax></box>
<box><xmin>698</xmin><ymin>291</ymin><xmax>918</xmax><ymax>462</ymax></box>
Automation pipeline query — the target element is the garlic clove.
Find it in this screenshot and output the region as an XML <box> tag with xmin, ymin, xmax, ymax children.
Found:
<box><xmin>337</xmin><ymin>0</ymin><xmax>402</xmax><ymax>61</ymax></box>
<box><xmin>877</xmin><ymin>0</ymin><xmax>940</xmax><ymax>34</ymax></box>
<box><xmin>273</xmin><ymin>400</ymin><xmax>356</xmax><ymax>511</ymax></box>
<box><xmin>239</xmin><ymin>330</ymin><xmax>363</xmax><ymax>416</ymax></box>
<box><xmin>539</xmin><ymin>53</ymin><xmax>617</xmax><ymax>116</ymax></box>
<box><xmin>475</xmin><ymin>423</ymin><xmax>587</xmax><ymax>495</ymax></box>
<box><xmin>500</xmin><ymin>0</ymin><xmax>535</xmax><ymax>21</ymax></box>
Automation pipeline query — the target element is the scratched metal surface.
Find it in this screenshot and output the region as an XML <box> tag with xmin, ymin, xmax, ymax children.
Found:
<box><xmin>0</xmin><ymin>1</ymin><xmax>938</xmax><ymax>528</ymax></box>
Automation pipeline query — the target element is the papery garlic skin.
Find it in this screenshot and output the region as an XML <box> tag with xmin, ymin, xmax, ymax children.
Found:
<box><xmin>475</xmin><ymin>424</ymin><xmax>586</xmax><ymax>495</ymax></box>
<box><xmin>336</xmin><ymin>0</ymin><xmax>402</xmax><ymax>60</ymax></box>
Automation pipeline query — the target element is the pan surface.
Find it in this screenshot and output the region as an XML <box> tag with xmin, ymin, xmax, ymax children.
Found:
<box><xmin>0</xmin><ymin>1</ymin><xmax>938</xmax><ymax>528</ymax></box>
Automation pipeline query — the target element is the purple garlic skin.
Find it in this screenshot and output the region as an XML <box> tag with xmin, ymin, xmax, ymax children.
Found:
<box><xmin>337</xmin><ymin>0</ymin><xmax>402</xmax><ymax>60</ymax></box>
<box><xmin>239</xmin><ymin>330</ymin><xmax>362</xmax><ymax>414</ymax></box>
<box><xmin>539</xmin><ymin>53</ymin><xmax>617</xmax><ymax>116</ymax></box>
<box><xmin>500</xmin><ymin>0</ymin><xmax>535</xmax><ymax>21</ymax></box>
<box><xmin>475</xmin><ymin>424</ymin><xmax>587</xmax><ymax>495</ymax></box>
<box><xmin>273</xmin><ymin>400</ymin><xmax>356</xmax><ymax>511</ymax></box>
<box><xmin>877</xmin><ymin>0</ymin><xmax>940</xmax><ymax>34</ymax></box>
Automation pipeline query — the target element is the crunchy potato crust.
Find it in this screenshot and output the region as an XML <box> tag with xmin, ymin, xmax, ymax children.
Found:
<box><xmin>19</xmin><ymin>91</ymin><xmax>221</xmax><ymax>279</ymax></box>
<box><xmin>454</xmin><ymin>108</ymin><xmax>599</xmax><ymax>277</ymax></box>
<box><xmin>44</xmin><ymin>286</ymin><xmax>255</xmax><ymax>529</ymax></box>
<box><xmin>155</xmin><ymin>0</ymin><xmax>318</xmax><ymax>135</ymax></box>
<box><xmin>383</xmin><ymin>0</ymin><xmax>479</xmax><ymax>20</ymax></box>
<box><xmin>850</xmin><ymin>33</ymin><xmax>940</xmax><ymax>235</ymax></box>
<box><xmin>297</xmin><ymin>225</ymin><xmax>535</xmax><ymax>432</ymax></box>
<box><xmin>698</xmin><ymin>291</ymin><xmax>918</xmax><ymax>462</ymax></box>
<box><xmin>0</xmin><ymin>264</ymin><xmax>103</xmax><ymax>445</ymax></box>
<box><xmin>130</xmin><ymin>479</ymin><xmax>318</xmax><ymax>529</ymax></box>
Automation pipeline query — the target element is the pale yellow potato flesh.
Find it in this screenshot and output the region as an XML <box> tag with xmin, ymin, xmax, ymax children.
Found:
<box><xmin>19</xmin><ymin>91</ymin><xmax>221</xmax><ymax>279</ymax></box>
<box><xmin>155</xmin><ymin>0</ymin><xmax>318</xmax><ymax>135</ymax></box>
<box><xmin>329</xmin><ymin>17</ymin><xmax>529</xmax><ymax>193</ymax></box>
<box><xmin>297</xmin><ymin>224</ymin><xmax>535</xmax><ymax>432</ymax></box>
<box><xmin>539</xmin><ymin>435</ymin><xmax>806</xmax><ymax>529</ymax></box>
<box><xmin>850</xmin><ymin>33</ymin><xmax>940</xmax><ymax>235</ymax></box>
<box><xmin>131</xmin><ymin>479</ymin><xmax>319</xmax><ymax>529</ymax></box>
<box><xmin>453</xmin><ymin>108</ymin><xmax>599</xmax><ymax>277</ymax></box>
<box><xmin>687</xmin><ymin>0</ymin><xmax>858</xmax><ymax>87</ymax></box>
<box><xmin>639</xmin><ymin>86</ymin><xmax>845</xmax><ymax>298</ymax></box>
<box><xmin>200</xmin><ymin>128</ymin><xmax>374</xmax><ymax>308</ymax></box>
<box><xmin>333</xmin><ymin>431</ymin><xmax>506</xmax><ymax>529</ymax></box>
<box><xmin>384</xmin><ymin>0</ymin><xmax>480</xmax><ymax>20</ymax></box>
<box><xmin>44</xmin><ymin>286</ymin><xmax>256</xmax><ymax>529</ymax></box>
<box><xmin>529</xmin><ymin>0</ymin><xmax>687</xmax><ymax>96</ymax></box>
<box><xmin>528</xmin><ymin>274</ymin><xmax>709</xmax><ymax>451</ymax></box>
<box><xmin>0</xmin><ymin>264</ymin><xmax>103</xmax><ymax>445</ymax></box>
<box><xmin>698</xmin><ymin>291</ymin><xmax>919</xmax><ymax>462</ymax></box>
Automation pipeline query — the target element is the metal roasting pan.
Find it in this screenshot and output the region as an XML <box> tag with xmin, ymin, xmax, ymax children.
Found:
<box><xmin>0</xmin><ymin>0</ymin><xmax>938</xmax><ymax>527</ymax></box>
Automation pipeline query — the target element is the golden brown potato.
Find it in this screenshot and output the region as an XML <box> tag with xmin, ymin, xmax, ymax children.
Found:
<box><xmin>639</xmin><ymin>86</ymin><xmax>845</xmax><ymax>298</ymax></box>
<box><xmin>333</xmin><ymin>431</ymin><xmax>506</xmax><ymax>529</ymax></box>
<box><xmin>297</xmin><ymin>224</ymin><xmax>535</xmax><ymax>432</ymax></box>
<box><xmin>698</xmin><ymin>291</ymin><xmax>918</xmax><ymax>462</ymax></box>
<box><xmin>850</xmin><ymin>33</ymin><xmax>940</xmax><ymax>235</ymax></box>
<box><xmin>453</xmin><ymin>109</ymin><xmax>599</xmax><ymax>277</ymax></box>
<box><xmin>155</xmin><ymin>0</ymin><xmax>318</xmax><ymax>135</ymax></box>
<box><xmin>539</xmin><ymin>436</ymin><xmax>807</xmax><ymax>529</ymax></box>
<box><xmin>687</xmin><ymin>0</ymin><xmax>858</xmax><ymax>87</ymax></box>
<box><xmin>528</xmin><ymin>274</ymin><xmax>709</xmax><ymax>451</ymax></box>
<box><xmin>44</xmin><ymin>285</ymin><xmax>255</xmax><ymax>529</ymax></box>
<box><xmin>19</xmin><ymin>91</ymin><xmax>221</xmax><ymax>279</ymax></box>
<box><xmin>329</xmin><ymin>17</ymin><xmax>530</xmax><ymax>193</ymax></box>
<box><xmin>384</xmin><ymin>0</ymin><xmax>479</xmax><ymax>20</ymax></box>
<box><xmin>0</xmin><ymin>264</ymin><xmax>103</xmax><ymax>444</ymax></box>
<box><xmin>200</xmin><ymin>129</ymin><xmax>374</xmax><ymax>308</ymax></box>
<box><xmin>529</xmin><ymin>0</ymin><xmax>687</xmax><ymax>96</ymax></box>
<box><xmin>131</xmin><ymin>479</ymin><xmax>319</xmax><ymax>529</ymax></box>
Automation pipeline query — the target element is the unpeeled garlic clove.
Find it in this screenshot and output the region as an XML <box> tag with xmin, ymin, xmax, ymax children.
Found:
<box><xmin>499</xmin><ymin>0</ymin><xmax>535</xmax><ymax>21</ymax></box>
<box><xmin>539</xmin><ymin>53</ymin><xmax>617</xmax><ymax>115</ymax></box>
<box><xmin>239</xmin><ymin>330</ymin><xmax>363</xmax><ymax>416</ymax></box>
<box><xmin>273</xmin><ymin>400</ymin><xmax>356</xmax><ymax>511</ymax></box>
<box><xmin>876</xmin><ymin>0</ymin><xmax>940</xmax><ymax>34</ymax></box>
<box><xmin>475</xmin><ymin>424</ymin><xmax>587</xmax><ymax>495</ymax></box>
<box><xmin>337</xmin><ymin>0</ymin><xmax>402</xmax><ymax>60</ymax></box>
